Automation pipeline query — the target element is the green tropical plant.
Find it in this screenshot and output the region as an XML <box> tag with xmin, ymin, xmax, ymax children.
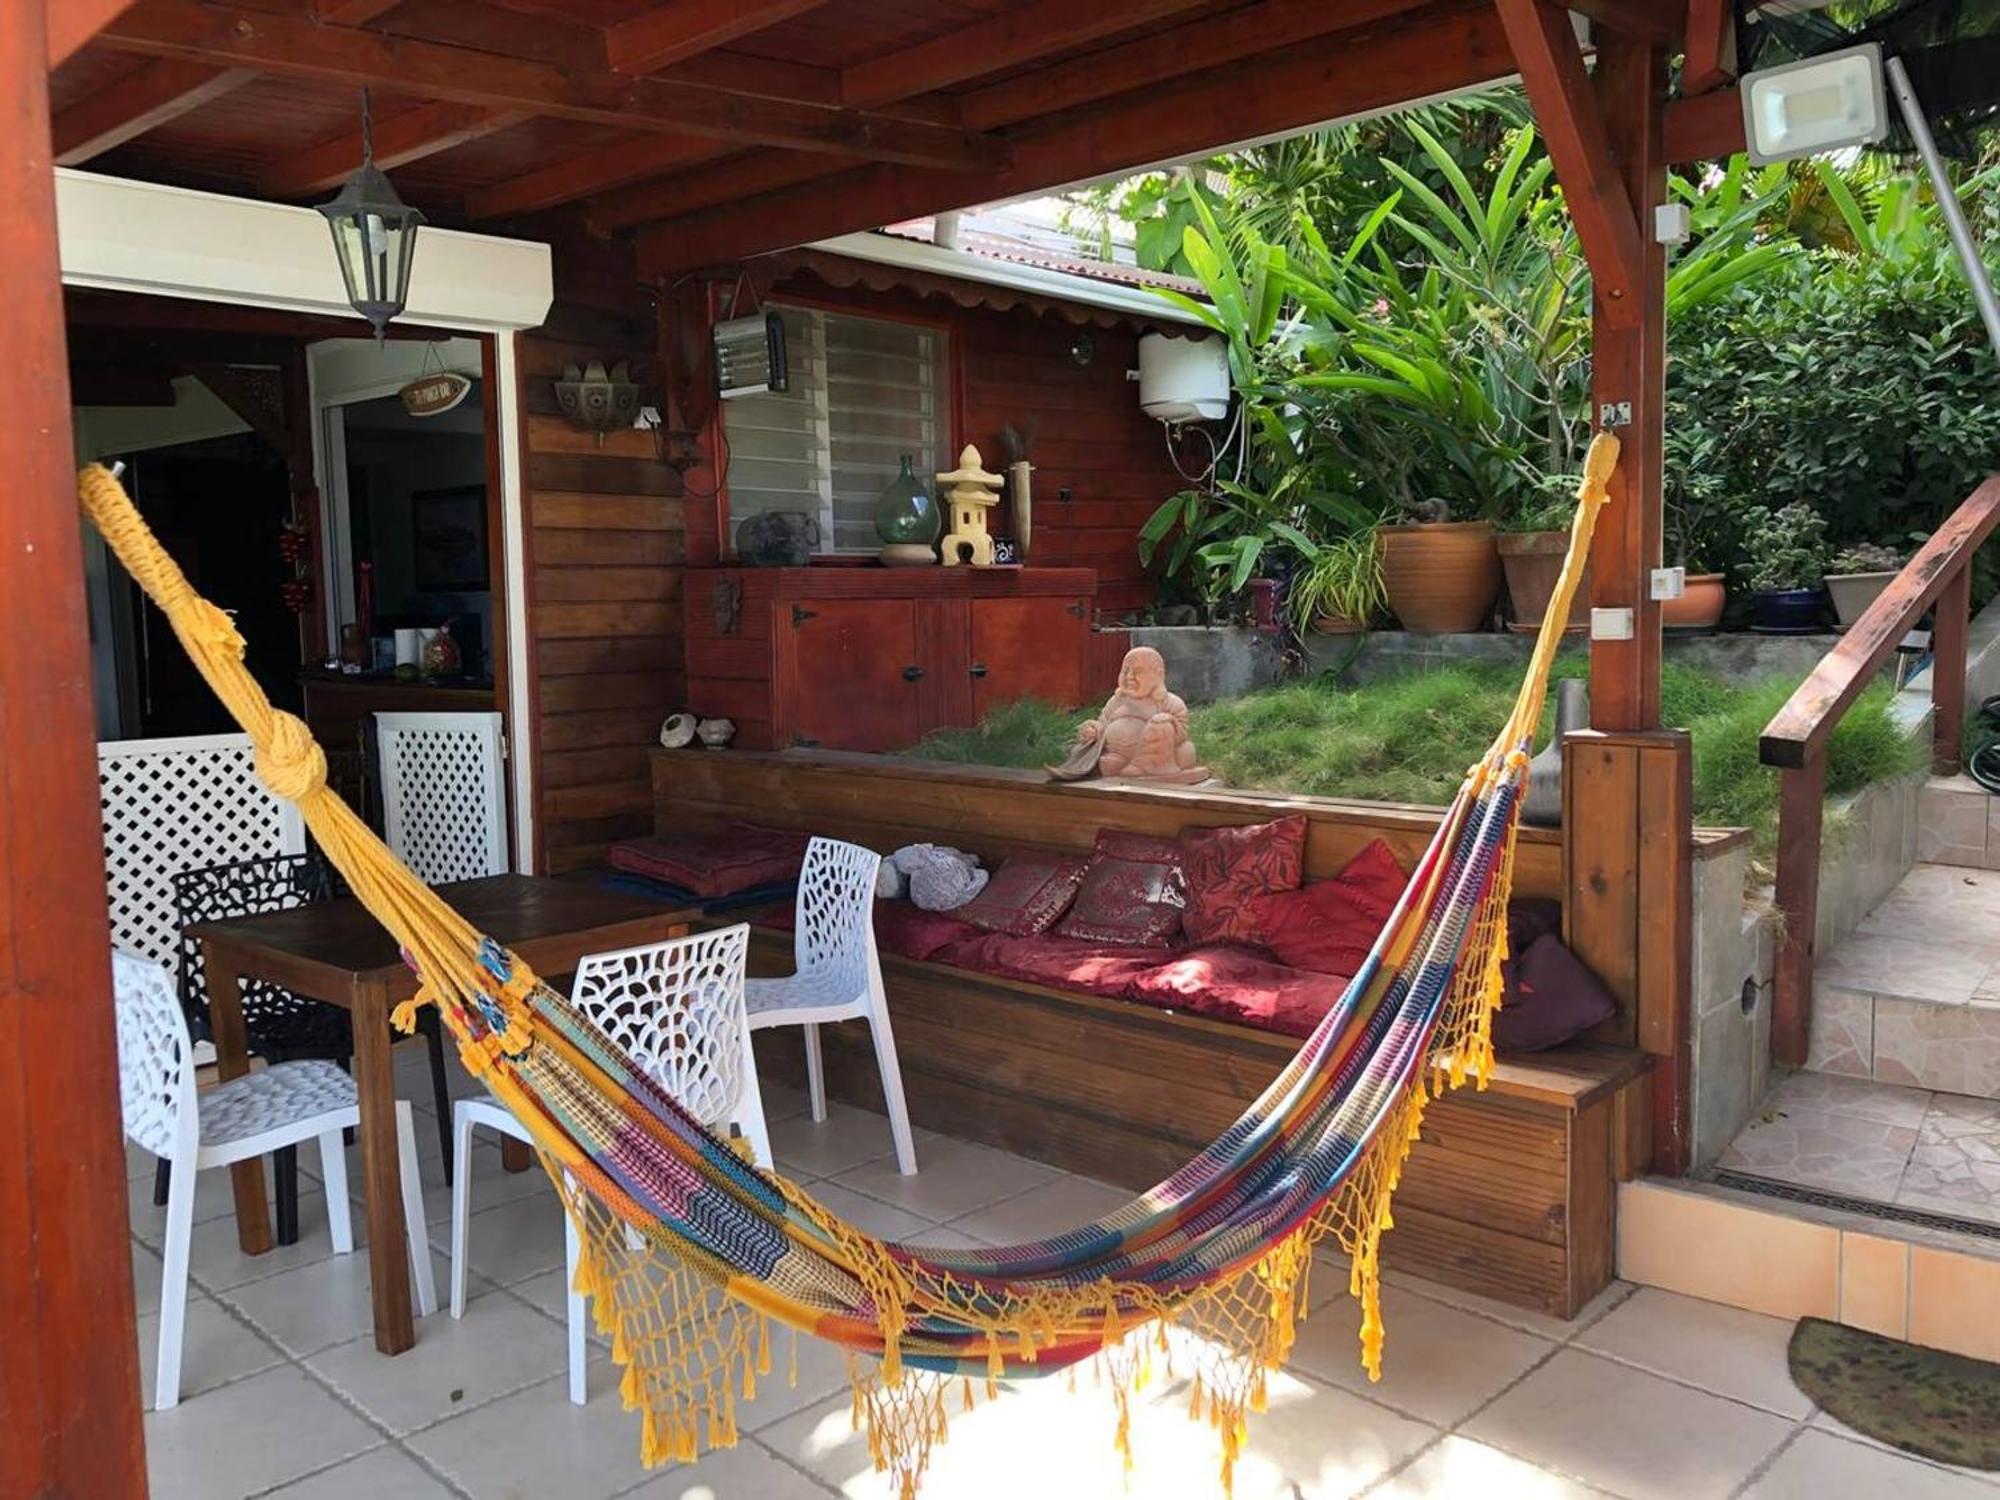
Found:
<box><xmin>1743</xmin><ymin>502</ymin><xmax>1830</xmax><ymax>593</ymax></box>
<box><xmin>1829</xmin><ymin>540</ymin><xmax>1905</xmax><ymax>574</ymax></box>
<box><xmin>1287</xmin><ymin>528</ymin><xmax>1388</xmax><ymax>631</ymax></box>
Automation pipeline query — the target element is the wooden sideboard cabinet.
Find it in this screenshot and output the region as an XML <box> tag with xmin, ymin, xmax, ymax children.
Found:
<box><xmin>683</xmin><ymin>567</ymin><xmax>1102</xmax><ymax>751</ymax></box>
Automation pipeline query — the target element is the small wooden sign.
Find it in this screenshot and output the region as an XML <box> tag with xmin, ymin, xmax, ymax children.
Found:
<box><xmin>399</xmin><ymin>371</ymin><xmax>473</xmax><ymax>417</ymax></box>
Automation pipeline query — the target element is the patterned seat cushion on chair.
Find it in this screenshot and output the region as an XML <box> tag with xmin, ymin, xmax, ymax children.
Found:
<box><xmin>1248</xmin><ymin>838</ymin><xmax>1407</xmax><ymax>975</ymax></box>
<box><xmin>609</xmin><ymin>823</ymin><xmax>809</xmax><ymax>899</ymax></box>
<box><xmin>1178</xmin><ymin>815</ymin><xmax>1308</xmax><ymax>945</ymax></box>
<box><xmin>1053</xmin><ymin>832</ymin><xmax>1186</xmax><ymax>948</ymax></box>
<box><xmin>954</xmin><ymin>856</ymin><xmax>1089</xmax><ymax>937</ymax></box>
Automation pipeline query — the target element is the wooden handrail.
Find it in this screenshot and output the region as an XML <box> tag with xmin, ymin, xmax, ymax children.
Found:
<box><xmin>1760</xmin><ymin>474</ymin><xmax>2000</xmax><ymax>771</ymax></box>
<box><xmin>1763</xmin><ymin>473</ymin><xmax>2000</xmax><ymax>1066</ymax></box>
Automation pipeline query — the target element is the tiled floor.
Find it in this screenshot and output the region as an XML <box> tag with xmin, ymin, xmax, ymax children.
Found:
<box><xmin>1718</xmin><ymin>1069</ymin><xmax>2000</xmax><ymax>1226</ymax></box>
<box><xmin>132</xmin><ymin>1045</ymin><xmax>2000</xmax><ymax>1500</ymax></box>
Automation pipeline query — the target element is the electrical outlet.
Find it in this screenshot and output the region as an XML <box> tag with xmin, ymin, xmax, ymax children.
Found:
<box><xmin>1591</xmin><ymin>607</ymin><xmax>1635</xmax><ymax>641</ymax></box>
<box><xmin>1650</xmin><ymin>566</ymin><xmax>1686</xmax><ymax>600</ymax></box>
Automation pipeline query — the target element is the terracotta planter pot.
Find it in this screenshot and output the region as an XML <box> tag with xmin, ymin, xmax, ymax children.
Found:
<box><xmin>1378</xmin><ymin>521</ymin><xmax>1500</xmax><ymax>634</ymax></box>
<box><xmin>1311</xmin><ymin>613</ymin><xmax>1368</xmax><ymax>634</ymax></box>
<box><xmin>1825</xmin><ymin>570</ymin><xmax>1896</xmax><ymax>628</ymax></box>
<box><xmin>1663</xmin><ymin>572</ymin><xmax>1725</xmax><ymax>631</ymax></box>
<box><xmin>1497</xmin><ymin>530</ymin><xmax>1592</xmax><ymax>635</ymax></box>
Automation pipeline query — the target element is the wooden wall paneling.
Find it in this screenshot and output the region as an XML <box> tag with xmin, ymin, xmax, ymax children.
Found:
<box><xmin>2</xmin><ymin>2</ymin><xmax>149</xmax><ymax>1492</ymax></box>
<box><xmin>1563</xmin><ymin>734</ymin><xmax>1642</xmax><ymax>1048</ymax></box>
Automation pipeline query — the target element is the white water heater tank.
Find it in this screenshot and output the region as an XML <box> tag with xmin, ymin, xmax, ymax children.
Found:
<box><xmin>1136</xmin><ymin>332</ymin><xmax>1229</xmax><ymax>423</ymax></box>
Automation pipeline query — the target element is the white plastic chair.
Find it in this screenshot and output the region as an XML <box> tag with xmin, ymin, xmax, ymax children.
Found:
<box><xmin>111</xmin><ymin>950</ymin><xmax>435</xmax><ymax>1410</ymax></box>
<box><xmin>748</xmin><ymin>837</ymin><xmax>916</xmax><ymax>1176</ymax></box>
<box><xmin>447</xmin><ymin>923</ymin><xmax>770</xmax><ymax>1404</ymax></box>
<box><xmin>374</xmin><ymin>711</ymin><xmax>507</xmax><ymax>884</ymax></box>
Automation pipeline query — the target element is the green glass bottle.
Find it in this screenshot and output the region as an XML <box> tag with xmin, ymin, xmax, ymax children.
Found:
<box><xmin>873</xmin><ymin>453</ymin><xmax>941</xmax><ymax>566</ymax></box>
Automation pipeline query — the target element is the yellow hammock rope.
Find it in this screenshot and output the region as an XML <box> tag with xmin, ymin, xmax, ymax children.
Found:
<box><xmin>79</xmin><ymin>431</ymin><xmax>1616</xmax><ymax>1497</ymax></box>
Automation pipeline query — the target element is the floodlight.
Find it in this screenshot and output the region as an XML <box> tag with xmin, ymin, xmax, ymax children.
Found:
<box><xmin>1740</xmin><ymin>43</ymin><xmax>1888</xmax><ymax>165</ymax></box>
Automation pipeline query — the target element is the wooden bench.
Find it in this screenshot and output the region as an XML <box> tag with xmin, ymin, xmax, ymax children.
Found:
<box><xmin>653</xmin><ymin>748</ymin><xmax>1654</xmax><ymax>1318</ymax></box>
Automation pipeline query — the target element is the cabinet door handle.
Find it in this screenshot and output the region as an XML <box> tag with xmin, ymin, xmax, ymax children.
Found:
<box><xmin>902</xmin><ymin>665</ymin><xmax>925</xmax><ymax>682</ymax></box>
<box><xmin>968</xmin><ymin>663</ymin><xmax>989</xmax><ymax>678</ymax></box>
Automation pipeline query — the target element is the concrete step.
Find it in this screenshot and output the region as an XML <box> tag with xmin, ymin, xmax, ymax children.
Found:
<box><xmin>1916</xmin><ymin>773</ymin><xmax>2000</xmax><ymax>869</ymax></box>
<box><xmin>1808</xmin><ymin>863</ymin><xmax>2000</xmax><ymax>1098</ymax></box>
<box><xmin>1618</xmin><ymin>1174</ymin><xmax>2000</xmax><ymax>1362</ymax></box>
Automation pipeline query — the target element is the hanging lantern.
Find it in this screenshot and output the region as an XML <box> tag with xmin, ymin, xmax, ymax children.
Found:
<box><xmin>317</xmin><ymin>89</ymin><xmax>424</xmax><ymax>341</ymax></box>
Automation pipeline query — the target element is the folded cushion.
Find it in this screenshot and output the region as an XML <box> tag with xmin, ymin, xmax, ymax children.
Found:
<box><xmin>955</xmin><ymin>856</ymin><xmax>1088</xmax><ymax>937</ymax></box>
<box><xmin>1055</xmin><ymin>831</ymin><xmax>1186</xmax><ymax>947</ymax></box>
<box><xmin>1178</xmin><ymin>815</ymin><xmax>1307</xmax><ymax>944</ymax></box>
<box><xmin>1249</xmin><ymin>837</ymin><xmax>1407</xmax><ymax>975</ymax></box>
<box><xmin>608</xmin><ymin>822</ymin><xmax>808</xmax><ymax>899</ymax></box>
<box><xmin>1493</xmin><ymin>931</ymin><xmax>1619</xmax><ymax>1052</ymax></box>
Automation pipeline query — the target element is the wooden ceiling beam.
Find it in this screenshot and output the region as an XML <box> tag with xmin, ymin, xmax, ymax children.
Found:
<box><xmin>961</xmin><ymin>0</ymin><xmax>1431</xmax><ymax>131</ymax></box>
<box><xmin>1494</xmin><ymin>0</ymin><xmax>1645</xmax><ymax>328</ymax></box>
<box><xmin>1564</xmin><ymin>0</ymin><xmax>1681</xmax><ymax>45</ymax></box>
<box><xmin>607</xmin><ymin>0</ymin><xmax>834</xmax><ymax>76</ymax></box>
<box><xmin>46</xmin><ymin>0</ymin><xmax>140</xmax><ymax>67</ymax></box>
<box><xmin>258</xmin><ymin>100</ymin><xmax>526</xmax><ymax>199</ymax></box>
<box><xmin>599</xmin><ymin>0</ymin><xmax>1429</xmax><ymax>237</ymax></box>
<box><xmin>841</xmin><ymin>0</ymin><xmax>1209</xmax><ymax>111</ymax></box>
<box><xmin>96</xmin><ymin>0</ymin><xmax>1010</xmax><ymax>170</ymax></box>
<box><xmin>1681</xmin><ymin>0</ymin><xmax>1737</xmax><ymax>94</ymax></box>
<box><xmin>51</xmin><ymin>55</ymin><xmax>253</xmax><ymax>164</ymax></box>
<box><xmin>315</xmin><ymin>0</ymin><xmax>402</xmax><ymax>21</ymax></box>
<box><xmin>1664</xmin><ymin>87</ymin><xmax>1744</xmax><ymax>162</ymax></box>
<box><xmin>465</xmin><ymin>133</ymin><xmax>726</xmax><ymax>221</ymax></box>
<box><xmin>637</xmin><ymin>2</ymin><xmax>1515</xmax><ymax>274</ymax></box>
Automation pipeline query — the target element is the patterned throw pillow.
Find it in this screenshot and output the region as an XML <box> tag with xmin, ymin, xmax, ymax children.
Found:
<box><xmin>1054</xmin><ymin>832</ymin><xmax>1186</xmax><ymax>947</ymax></box>
<box><xmin>1178</xmin><ymin>815</ymin><xmax>1308</xmax><ymax>945</ymax></box>
<box><xmin>955</xmin><ymin>856</ymin><xmax>1089</xmax><ymax>937</ymax></box>
<box><xmin>1249</xmin><ymin>837</ymin><xmax>1406</xmax><ymax>974</ymax></box>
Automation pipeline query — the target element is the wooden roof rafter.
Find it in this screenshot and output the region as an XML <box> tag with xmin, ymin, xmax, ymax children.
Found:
<box><xmin>52</xmin><ymin>54</ymin><xmax>253</xmax><ymax>164</ymax></box>
<box><xmin>92</xmin><ymin>0</ymin><xmax>1012</xmax><ymax>171</ymax></box>
<box><xmin>634</xmin><ymin>0</ymin><xmax>1518</xmax><ymax>275</ymax></box>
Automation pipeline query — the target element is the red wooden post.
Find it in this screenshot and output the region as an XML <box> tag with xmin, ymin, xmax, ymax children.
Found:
<box><xmin>1771</xmin><ymin>753</ymin><xmax>1828</xmax><ymax>1067</ymax></box>
<box><xmin>1932</xmin><ymin>563</ymin><xmax>1972</xmax><ymax>775</ymax></box>
<box><xmin>1588</xmin><ymin>32</ymin><xmax>1668</xmax><ymax>733</ymax></box>
<box><xmin>0</xmin><ymin>4</ymin><xmax>150</xmax><ymax>1496</ymax></box>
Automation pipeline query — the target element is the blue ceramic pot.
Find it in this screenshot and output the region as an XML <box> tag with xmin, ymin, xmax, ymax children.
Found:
<box><xmin>1749</xmin><ymin>587</ymin><xmax>1826</xmax><ymax>633</ymax></box>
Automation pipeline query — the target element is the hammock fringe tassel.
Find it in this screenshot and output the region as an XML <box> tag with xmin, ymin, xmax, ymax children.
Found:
<box><xmin>76</xmin><ymin>433</ymin><xmax>1617</xmax><ymax>1498</ymax></box>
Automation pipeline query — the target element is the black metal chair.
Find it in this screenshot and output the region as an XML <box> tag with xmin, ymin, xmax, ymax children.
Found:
<box><xmin>156</xmin><ymin>852</ymin><xmax>457</xmax><ymax>1243</ymax></box>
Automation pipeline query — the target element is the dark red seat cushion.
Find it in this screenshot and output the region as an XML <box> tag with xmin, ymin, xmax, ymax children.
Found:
<box><xmin>934</xmin><ymin>930</ymin><xmax>1167</xmax><ymax>997</ymax></box>
<box><xmin>1249</xmin><ymin>837</ymin><xmax>1408</xmax><ymax>975</ymax></box>
<box><xmin>1178</xmin><ymin>815</ymin><xmax>1307</xmax><ymax>944</ymax></box>
<box><xmin>608</xmin><ymin>823</ymin><xmax>808</xmax><ymax>899</ymax></box>
<box><xmin>1053</xmin><ymin>831</ymin><xmax>1186</xmax><ymax>947</ymax></box>
<box><xmin>1128</xmin><ymin>944</ymin><xmax>1349</xmax><ymax>1039</ymax></box>
<box><xmin>955</xmin><ymin>856</ymin><xmax>1089</xmax><ymax>937</ymax></box>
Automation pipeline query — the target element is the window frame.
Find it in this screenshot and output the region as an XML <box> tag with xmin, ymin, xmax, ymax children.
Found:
<box><xmin>715</xmin><ymin>293</ymin><xmax>963</xmax><ymax>562</ymax></box>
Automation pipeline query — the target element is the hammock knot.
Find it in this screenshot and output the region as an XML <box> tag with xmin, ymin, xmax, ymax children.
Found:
<box><xmin>255</xmin><ymin>711</ymin><xmax>328</xmax><ymax>803</ymax></box>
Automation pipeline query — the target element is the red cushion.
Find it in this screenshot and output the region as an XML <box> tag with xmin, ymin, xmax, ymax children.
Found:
<box><xmin>1054</xmin><ymin>831</ymin><xmax>1185</xmax><ymax>948</ymax></box>
<box><xmin>1128</xmin><ymin>943</ymin><xmax>1350</xmax><ymax>1039</ymax></box>
<box><xmin>1178</xmin><ymin>815</ymin><xmax>1307</xmax><ymax>944</ymax></box>
<box><xmin>955</xmin><ymin>856</ymin><xmax>1088</xmax><ymax>937</ymax></box>
<box><xmin>608</xmin><ymin>823</ymin><xmax>807</xmax><ymax>899</ymax></box>
<box><xmin>1249</xmin><ymin>838</ymin><xmax>1407</xmax><ymax>975</ymax></box>
<box><xmin>935</xmin><ymin>930</ymin><xmax>1166</xmax><ymax>996</ymax></box>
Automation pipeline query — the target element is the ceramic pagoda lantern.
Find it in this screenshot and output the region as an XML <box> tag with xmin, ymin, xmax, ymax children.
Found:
<box><xmin>936</xmin><ymin>444</ymin><xmax>1003</xmax><ymax>567</ymax></box>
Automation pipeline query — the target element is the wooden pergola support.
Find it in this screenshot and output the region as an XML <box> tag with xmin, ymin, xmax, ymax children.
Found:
<box><xmin>0</xmin><ymin>6</ymin><xmax>149</xmax><ymax>1499</ymax></box>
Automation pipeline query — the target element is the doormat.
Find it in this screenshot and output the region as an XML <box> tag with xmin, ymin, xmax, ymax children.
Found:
<box><xmin>1789</xmin><ymin>1318</ymin><xmax>2000</xmax><ymax>1470</ymax></box>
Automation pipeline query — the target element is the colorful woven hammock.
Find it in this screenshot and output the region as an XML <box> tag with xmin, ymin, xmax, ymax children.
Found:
<box><xmin>78</xmin><ymin>433</ymin><xmax>1616</xmax><ymax>1498</ymax></box>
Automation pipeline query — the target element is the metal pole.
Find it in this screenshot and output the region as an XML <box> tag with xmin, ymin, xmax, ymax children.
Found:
<box><xmin>1887</xmin><ymin>53</ymin><xmax>2000</xmax><ymax>363</ymax></box>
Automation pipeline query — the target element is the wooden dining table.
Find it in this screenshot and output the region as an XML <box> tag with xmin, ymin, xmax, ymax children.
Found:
<box><xmin>186</xmin><ymin>874</ymin><xmax>699</xmax><ymax>1355</ymax></box>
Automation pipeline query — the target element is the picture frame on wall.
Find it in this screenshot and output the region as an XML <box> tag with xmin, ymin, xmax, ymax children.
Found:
<box><xmin>411</xmin><ymin>483</ymin><xmax>489</xmax><ymax>592</ymax></box>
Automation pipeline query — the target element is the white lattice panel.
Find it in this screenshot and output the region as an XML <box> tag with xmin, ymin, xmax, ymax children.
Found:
<box><xmin>572</xmin><ymin>926</ymin><xmax>752</xmax><ymax>1127</ymax></box>
<box><xmin>99</xmin><ymin>734</ymin><xmax>306</xmax><ymax>968</ymax></box>
<box><xmin>376</xmin><ymin>712</ymin><xmax>508</xmax><ymax>885</ymax></box>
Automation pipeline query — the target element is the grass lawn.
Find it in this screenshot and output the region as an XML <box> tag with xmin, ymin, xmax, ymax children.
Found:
<box><xmin>907</xmin><ymin>657</ymin><xmax>1924</xmax><ymax>860</ymax></box>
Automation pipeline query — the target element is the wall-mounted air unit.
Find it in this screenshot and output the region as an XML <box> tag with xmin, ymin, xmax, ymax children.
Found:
<box><xmin>713</xmin><ymin>312</ymin><xmax>787</xmax><ymax>399</ymax></box>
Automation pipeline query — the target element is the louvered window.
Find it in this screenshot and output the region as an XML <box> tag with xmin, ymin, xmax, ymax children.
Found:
<box><xmin>723</xmin><ymin>306</ymin><xmax>949</xmax><ymax>555</ymax></box>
